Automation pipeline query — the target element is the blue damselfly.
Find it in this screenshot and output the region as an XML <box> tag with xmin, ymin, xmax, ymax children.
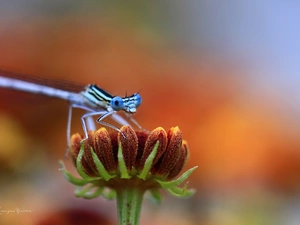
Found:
<box><xmin>0</xmin><ymin>71</ymin><xmax>142</xmax><ymax>156</ymax></box>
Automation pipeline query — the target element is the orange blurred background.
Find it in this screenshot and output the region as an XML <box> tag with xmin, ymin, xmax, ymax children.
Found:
<box><xmin>0</xmin><ymin>2</ymin><xmax>299</xmax><ymax>225</ymax></box>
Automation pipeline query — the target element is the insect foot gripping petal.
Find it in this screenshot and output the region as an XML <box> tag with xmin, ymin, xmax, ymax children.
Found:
<box><xmin>60</xmin><ymin>125</ymin><xmax>197</xmax><ymax>225</ymax></box>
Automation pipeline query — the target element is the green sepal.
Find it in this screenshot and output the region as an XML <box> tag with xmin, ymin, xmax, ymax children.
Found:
<box><xmin>75</xmin><ymin>185</ymin><xmax>103</xmax><ymax>199</ymax></box>
<box><xmin>155</xmin><ymin>166</ymin><xmax>198</xmax><ymax>189</ymax></box>
<box><xmin>74</xmin><ymin>185</ymin><xmax>94</xmax><ymax>197</ymax></box>
<box><xmin>101</xmin><ymin>188</ymin><xmax>117</xmax><ymax>200</ymax></box>
<box><xmin>90</xmin><ymin>147</ymin><xmax>116</xmax><ymax>181</ymax></box>
<box><xmin>117</xmin><ymin>142</ymin><xmax>130</xmax><ymax>179</ymax></box>
<box><xmin>82</xmin><ymin>187</ymin><xmax>104</xmax><ymax>199</ymax></box>
<box><xmin>137</xmin><ymin>141</ymin><xmax>159</xmax><ymax>180</ymax></box>
<box><xmin>166</xmin><ymin>182</ymin><xmax>196</xmax><ymax>198</ymax></box>
<box><xmin>59</xmin><ymin>160</ymin><xmax>89</xmax><ymax>186</ymax></box>
<box><xmin>77</xmin><ymin>145</ymin><xmax>102</xmax><ymax>181</ymax></box>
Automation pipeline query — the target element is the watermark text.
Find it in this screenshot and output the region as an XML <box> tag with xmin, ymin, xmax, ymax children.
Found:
<box><xmin>0</xmin><ymin>207</ymin><xmax>34</xmax><ymax>215</ymax></box>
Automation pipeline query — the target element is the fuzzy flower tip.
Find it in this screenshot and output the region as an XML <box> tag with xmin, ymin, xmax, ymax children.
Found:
<box><xmin>60</xmin><ymin>126</ymin><xmax>197</xmax><ymax>201</ymax></box>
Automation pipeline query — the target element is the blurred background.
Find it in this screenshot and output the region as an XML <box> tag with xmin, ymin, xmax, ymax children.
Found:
<box><xmin>0</xmin><ymin>1</ymin><xmax>299</xmax><ymax>225</ymax></box>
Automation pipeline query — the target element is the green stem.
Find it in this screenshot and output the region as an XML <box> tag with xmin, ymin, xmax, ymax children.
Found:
<box><xmin>116</xmin><ymin>186</ymin><xmax>145</xmax><ymax>225</ymax></box>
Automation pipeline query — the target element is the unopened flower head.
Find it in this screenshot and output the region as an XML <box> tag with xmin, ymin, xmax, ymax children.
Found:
<box><xmin>60</xmin><ymin>126</ymin><xmax>197</xmax><ymax>201</ymax></box>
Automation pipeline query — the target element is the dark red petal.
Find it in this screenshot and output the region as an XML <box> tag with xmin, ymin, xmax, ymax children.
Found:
<box><xmin>94</xmin><ymin>127</ymin><xmax>116</xmax><ymax>172</ymax></box>
<box><xmin>138</xmin><ymin>127</ymin><xmax>168</xmax><ymax>170</ymax></box>
<box><xmin>109</xmin><ymin>131</ymin><xmax>119</xmax><ymax>163</ymax></box>
<box><xmin>153</xmin><ymin>127</ymin><xmax>182</xmax><ymax>176</ymax></box>
<box><xmin>135</xmin><ymin>131</ymin><xmax>149</xmax><ymax>168</ymax></box>
<box><xmin>80</xmin><ymin>131</ymin><xmax>99</xmax><ymax>177</ymax></box>
<box><xmin>167</xmin><ymin>140</ymin><xmax>189</xmax><ymax>180</ymax></box>
<box><xmin>118</xmin><ymin>126</ymin><xmax>138</xmax><ymax>171</ymax></box>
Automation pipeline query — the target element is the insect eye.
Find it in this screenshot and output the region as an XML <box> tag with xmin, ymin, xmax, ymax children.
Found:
<box><xmin>135</xmin><ymin>94</ymin><xmax>142</xmax><ymax>107</ymax></box>
<box><xmin>111</xmin><ymin>96</ymin><xmax>124</xmax><ymax>111</ymax></box>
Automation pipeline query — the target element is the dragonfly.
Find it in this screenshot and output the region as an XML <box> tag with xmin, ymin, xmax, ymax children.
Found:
<box><xmin>0</xmin><ymin>72</ymin><xmax>142</xmax><ymax>156</ymax></box>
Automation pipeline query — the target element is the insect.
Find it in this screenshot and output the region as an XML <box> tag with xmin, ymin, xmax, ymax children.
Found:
<box><xmin>0</xmin><ymin>72</ymin><xmax>142</xmax><ymax>156</ymax></box>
